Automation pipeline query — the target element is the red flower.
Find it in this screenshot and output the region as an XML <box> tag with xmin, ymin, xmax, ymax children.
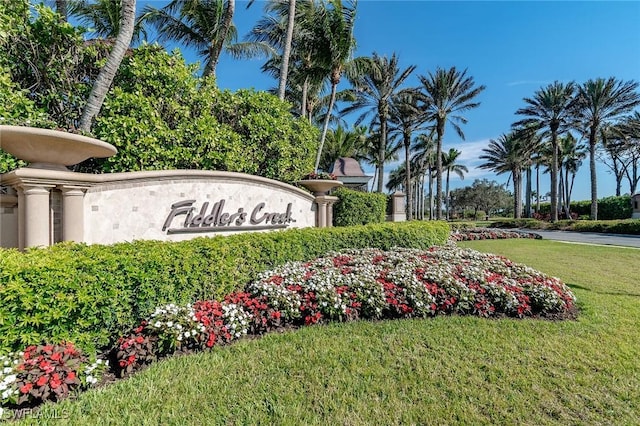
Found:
<box><xmin>50</xmin><ymin>352</ymin><xmax>62</xmax><ymax>362</ymax></box>
<box><xmin>20</xmin><ymin>383</ymin><xmax>33</xmax><ymax>394</ymax></box>
<box><xmin>135</xmin><ymin>335</ymin><xmax>145</xmax><ymax>344</ymax></box>
<box><xmin>67</xmin><ymin>371</ymin><xmax>76</xmax><ymax>381</ymax></box>
<box><xmin>36</xmin><ymin>375</ymin><xmax>49</xmax><ymax>387</ymax></box>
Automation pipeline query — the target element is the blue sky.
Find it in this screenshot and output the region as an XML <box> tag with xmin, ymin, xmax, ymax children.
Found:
<box><xmin>149</xmin><ymin>0</ymin><xmax>640</xmax><ymax>199</ymax></box>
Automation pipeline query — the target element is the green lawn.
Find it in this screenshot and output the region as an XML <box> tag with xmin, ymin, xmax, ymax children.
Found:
<box><xmin>17</xmin><ymin>240</ymin><xmax>640</xmax><ymax>425</ymax></box>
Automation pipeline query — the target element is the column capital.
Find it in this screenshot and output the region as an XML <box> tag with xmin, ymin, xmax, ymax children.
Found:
<box><xmin>60</xmin><ymin>186</ymin><xmax>88</xmax><ymax>196</ymax></box>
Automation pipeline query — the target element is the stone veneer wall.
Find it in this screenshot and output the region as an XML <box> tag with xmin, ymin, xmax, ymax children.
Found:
<box><xmin>83</xmin><ymin>173</ymin><xmax>316</xmax><ymax>245</ymax></box>
<box><xmin>0</xmin><ymin>169</ymin><xmax>317</xmax><ymax>248</ymax></box>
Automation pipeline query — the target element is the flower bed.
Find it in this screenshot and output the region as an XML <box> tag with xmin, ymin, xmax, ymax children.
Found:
<box><xmin>0</xmin><ymin>245</ymin><xmax>576</xmax><ymax>417</ymax></box>
<box><xmin>450</xmin><ymin>228</ymin><xmax>542</xmax><ymax>242</ymax></box>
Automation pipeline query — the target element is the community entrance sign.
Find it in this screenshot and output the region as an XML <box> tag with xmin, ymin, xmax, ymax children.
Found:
<box><xmin>0</xmin><ymin>126</ymin><xmax>338</xmax><ymax>249</ymax></box>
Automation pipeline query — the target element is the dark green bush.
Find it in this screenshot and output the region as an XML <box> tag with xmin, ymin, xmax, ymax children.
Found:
<box><xmin>490</xmin><ymin>219</ymin><xmax>549</xmax><ymax>229</ymax></box>
<box><xmin>0</xmin><ymin>221</ymin><xmax>450</xmax><ymax>353</ymax></box>
<box><xmin>490</xmin><ymin>218</ymin><xmax>640</xmax><ymax>235</ymax></box>
<box><xmin>535</xmin><ymin>195</ymin><xmax>632</xmax><ymax>220</ymax></box>
<box><xmin>566</xmin><ymin>219</ymin><xmax>640</xmax><ymax>234</ymax></box>
<box><xmin>333</xmin><ymin>188</ymin><xmax>387</xmax><ymax>226</ymax></box>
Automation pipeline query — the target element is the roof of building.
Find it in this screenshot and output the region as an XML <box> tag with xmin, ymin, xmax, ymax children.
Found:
<box><xmin>330</xmin><ymin>157</ymin><xmax>367</xmax><ymax>177</ymax></box>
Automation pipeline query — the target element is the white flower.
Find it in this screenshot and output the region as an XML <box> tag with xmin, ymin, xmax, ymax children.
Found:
<box><xmin>3</xmin><ymin>375</ymin><xmax>15</xmax><ymax>384</ymax></box>
<box><xmin>167</xmin><ymin>321</ymin><xmax>174</xmax><ymax>328</ymax></box>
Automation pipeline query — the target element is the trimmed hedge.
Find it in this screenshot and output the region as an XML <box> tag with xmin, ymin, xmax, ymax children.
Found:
<box><xmin>490</xmin><ymin>218</ymin><xmax>640</xmax><ymax>235</ymax></box>
<box><xmin>333</xmin><ymin>188</ymin><xmax>387</xmax><ymax>226</ymax></box>
<box><xmin>536</xmin><ymin>195</ymin><xmax>632</xmax><ymax>220</ymax></box>
<box><xmin>0</xmin><ymin>221</ymin><xmax>449</xmax><ymax>353</ymax></box>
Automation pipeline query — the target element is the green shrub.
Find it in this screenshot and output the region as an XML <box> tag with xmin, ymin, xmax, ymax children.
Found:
<box><xmin>91</xmin><ymin>46</ymin><xmax>317</xmax><ymax>183</ymax></box>
<box><xmin>333</xmin><ymin>188</ymin><xmax>387</xmax><ymax>226</ymax></box>
<box><xmin>567</xmin><ymin>219</ymin><xmax>640</xmax><ymax>234</ymax></box>
<box><xmin>448</xmin><ymin>222</ymin><xmax>478</xmax><ymax>230</ymax></box>
<box><xmin>535</xmin><ymin>195</ymin><xmax>632</xmax><ymax>220</ymax></box>
<box><xmin>490</xmin><ymin>218</ymin><xmax>640</xmax><ymax>235</ymax></box>
<box><xmin>490</xmin><ymin>219</ymin><xmax>549</xmax><ymax>229</ymax></box>
<box><xmin>0</xmin><ymin>221</ymin><xmax>450</xmax><ymax>354</ymax></box>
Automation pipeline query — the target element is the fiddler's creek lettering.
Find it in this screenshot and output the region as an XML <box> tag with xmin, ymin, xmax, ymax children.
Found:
<box><xmin>162</xmin><ymin>199</ymin><xmax>296</xmax><ymax>233</ymax></box>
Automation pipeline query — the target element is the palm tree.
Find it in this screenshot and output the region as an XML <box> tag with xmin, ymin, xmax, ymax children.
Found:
<box><xmin>69</xmin><ymin>0</ymin><xmax>148</xmax><ymax>43</ymax></box>
<box><xmin>313</xmin><ymin>0</ymin><xmax>359</xmax><ymax>173</ymax></box>
<box><xmin>358</xmin><ymin>127</ymin><xmax>402</xmax><ymax>190</ymax></box>
<box><xmin>78</xmin><ymin>0</ymin><xmax>136</xmax><ymax>132</ymax></box>
<box><xmin>616</xmin><ymin>112</ymin><xmax>640</xmax><ymax>194</ymax></box>
<box><xmin>144</xmin><ymin>0</ymin><xmax>256</xmax><ymax>78</ymax></box>
<box><xmin>248</xmin><ymin>0</ymin><xmax>316</xmax><ymax>104</ymax></box>
<box><xmin>575</xmin><ymin>78</ymin><xmax>640</xmax><ymax>219</ymax></box>
<box><xmin>417</xmin><ymin>67</ymin><xmax>485</xmax><ymax>219</ymax></box>
<box><xmin>318</xmin><ymin>124</ymin><xmax>367</xmax><ymax>172</ymax></box>
<box><xmin>277</xmin><ymin>0</ymin><xmax>296</xmax><ymax>100</ymax></box>
<box><xmin>412</xmin><ymin>132</ymin><xmax>436</xmax><ymax>219</ymax></box>
<box><xmin>515</xmin><ymin>81</ymin><xmax>577</xmax><ymax>222</ymax></box>
<box><xmin>479</xmin><ymin>132</ymin><xmax>530</xmax><ymax>218</ymax></box>
<box><xmin>341</xmin><ymin>52</ymin><xmax>416</xmax><ymax>192</ymax></box>
<box><xmin>512</xmin><ymin>124</ymin><xmax>543</xmax><ymax>218</ymax></box>
<box><xmin>388</xmin><ymin>89</ymin><xmax>426</xmax><ymax>219</ymax></box>
<box><xmin>558</xmin><ymin>133</ymin><xmax>587</xmax><ymax>218</ymax></box>
<box><xmin>442</xmin><ymin>148</ymin><xmax>468</xmax><ymax>220</ymax></box>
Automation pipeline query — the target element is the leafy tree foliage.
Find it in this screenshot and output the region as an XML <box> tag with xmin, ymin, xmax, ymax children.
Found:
<box><xmin>90</xmin><ymin>46</ymin><xmax>317</xmax><ymax>181</ymax></box>
<box><xmin>450</xmin><ymin>179</ymin><xmax>512</xmax><ymax>220</ymax></box>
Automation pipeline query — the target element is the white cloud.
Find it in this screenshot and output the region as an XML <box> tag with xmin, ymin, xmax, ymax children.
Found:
<box><xmin>506</xmin><ymin>80</ymin><xmax>550</xmax><ymax>87</ymax></box>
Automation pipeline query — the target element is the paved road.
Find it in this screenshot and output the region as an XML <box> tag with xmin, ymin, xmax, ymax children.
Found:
<box><xmin>517</xmin><ymin>229</ymin><xmax>640</xmax><ymax>248</ymax></box>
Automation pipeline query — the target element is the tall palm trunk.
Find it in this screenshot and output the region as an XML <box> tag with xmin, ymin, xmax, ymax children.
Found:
<box><xmin>428</xmin><ymin>167</ymin><xmax>434</xmax><ymax>220</ymax></box>
<box><xmin>420</xmin><ymin>175</ymin><xmax>426</xmax><ymax>220</ymax></box>
<box><xmin>525</xmin><ymin>167</ymin><xmax>532</xmax><ymax>218</ymax></box>
<box><xmin>404</xmin><ymin>132</ymin><xmax>412</xmax><ymax>220</ymax></box>
<box><xmin>536</xmin><ymin>163</ymin><xmax>540</xmax><ymax>213</ymax></box>
<box><xmin>435</xmin><ymin>119</ymin><xmax>444</xmax><ymax>219</ymax></box>
<box><xmin>55</xmin><ymin>0</ymin><xmax>68</xmax><ymax>21</ymax></box>
<box><xmin>79</xmin><ymin>0</ymin><xmax>136</xmax><ymax>132</ymax></box>
<box><xmin>550</xmin><ymin>127</ymin><xmax>559</xmax><ymax>222</ymax></box>
<box><xmin>301</xmin><ymin>77</ymin><xmax>308</xmax><ymax>118</ymax></box>
<box><xmin>445</xmin><ymin>169</ymin><xmax>451</xmax><ymax>220</ymax></box>
<box><xmin>376</xmin><ymin>107</ymin><xmax>388</xmax><ymax>193</ymax></box>
<box><xmin>315</xmin><ymin>79</ymin><xmax>338</xmax><ymax>171</ymax></box>
<box><xmin>204</xmin><ymin>0</ymin><xmax>235</xmax><ymax>77</ymax></box>
<box><xmin>513</xmin><ymin>169</ymin><xmax>522</xmax><ymax>219</ymax></box>
<box><xmin>278</xmin><ymin>0</ymin><xmax>296</xmax><ymax>101</ymax></box>
<box><xmin>588</xmin><ymin>128</ymin><xmax>598</xmax><ymax>220</ymax></box>
<box><xmin>558</xmin><ymin>166</ymin><xmax>565</xmax><ymax>217</ymax></box>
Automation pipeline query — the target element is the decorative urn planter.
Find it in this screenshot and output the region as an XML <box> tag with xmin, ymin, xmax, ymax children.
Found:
<box><xmin>0</xmin><ymin>125</ymin><xmax>117</xmax><ymax>170</ymax></box>
<box><xmin>297</xmin><ymin>179</ymin><xmax>343</xmax><ymax>195</ymax></box>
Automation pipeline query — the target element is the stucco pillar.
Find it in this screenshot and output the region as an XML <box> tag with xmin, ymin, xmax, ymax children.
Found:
<box><xmin>17</xmin><ymin>188</ymin><xmax>25</xmax><ymax>250</ymax></box>
<box><xmin>315</xmin><ymin>195</ymin><xmax>339</xmax><ymax>228</ymax></box>
<box><xmin>22</xmin><ymin>185</ymin><xmax>53</xmax><ymax>248</ymax></box>
<box><xmin>61</xmin><ymin>186</ymin><xmax>86</xmax><ymax>242</ymax></box>
<box><xmin>315</xmin><ymin>197</ymin><xmax>327</xmax><ymax>227</ymax></box>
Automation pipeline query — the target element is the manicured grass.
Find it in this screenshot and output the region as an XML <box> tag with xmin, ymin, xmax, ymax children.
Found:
<box><xmin>17</xmin><ymin>240</ymin><xmax>639</xmax><ymax>425</ymax></box>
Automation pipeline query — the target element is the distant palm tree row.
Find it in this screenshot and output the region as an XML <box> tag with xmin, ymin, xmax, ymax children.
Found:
<box><xmin>480</xmin><ymin>79</ymin><xmax>640</xmax><ymax>220</ymax></box>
